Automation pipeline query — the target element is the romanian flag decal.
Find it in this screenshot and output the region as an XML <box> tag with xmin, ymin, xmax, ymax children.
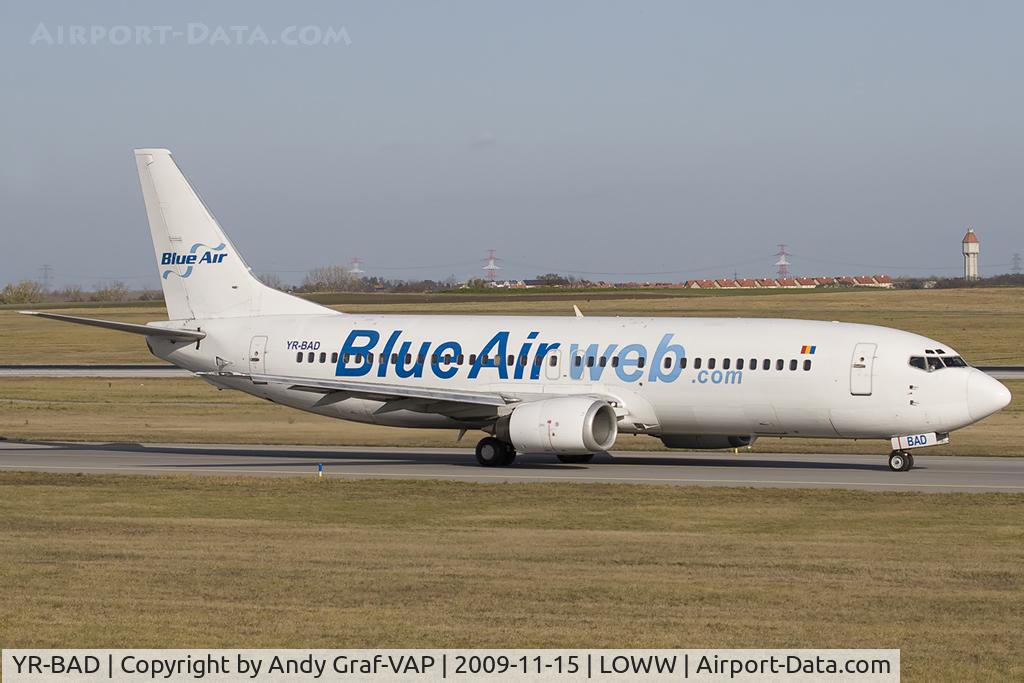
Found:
<box><xmin>800</xmin><ymin>345</ymin><xmax>817</xmax><ymax>355</ymax></box>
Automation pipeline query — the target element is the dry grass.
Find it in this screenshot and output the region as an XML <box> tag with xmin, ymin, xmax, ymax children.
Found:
<box><xmin>0</xmin><ymin>378</ymin><xmax>1019</xmax><ymax>456</ymax></box>
<box><xmin>2</xmin><ymin>288</ymin><xmax>1023</xmax><ymax>364</ymax></box>
<box><xmin>0</xmin><ymin>473</ymin><xmax>1020</xmax><ymax>680</ymax></box>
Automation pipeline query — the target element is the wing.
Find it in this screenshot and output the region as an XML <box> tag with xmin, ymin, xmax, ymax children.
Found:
<box><xmin>198</xmin><ymin>371</ymin><xmax>624</xmax><ymax>423</ymax></box>
<box><xmin>198</xmin><ymin>371</ymin><xmax>519</xmax><ymax>421</ymax></box>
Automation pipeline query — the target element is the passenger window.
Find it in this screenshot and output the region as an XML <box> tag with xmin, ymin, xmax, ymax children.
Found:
<box><xmin>469</xmin><ymin>354</ymin><xmax>477</xmax><ymax>365</ymax></box>
<box><xmin>926</xmin><ymin>356</ymin><xmax>944</xmax><ymax>371</ymax></box>
<box><xmin>803</xmin><ymin>359</ymin><xmax>812</xmax><ymax>371</ymax></box>
<box><xmin>708</xmin><ymin>358</ymin><xmax>716</xmax><ymax>370</ymax></box>
<box><xmin>534</xmin><ymin>356</ymin><xmax>543</xmax><ymax>367</ymax></box>
<box><xmin>612</xmin><ymin>356</ymin><xmax>619</xmax><ymax>367</ymax></box>
<box><xmin>296</xmin><ymin>352</ymin><xmax>303</xmax><ymax>363</ymax></box>
<box><xmin>762</xmin><ymin>359</ymin><xmax>771</xmax><ymax>371</ymax></box>
<box><xmin>574</xmin><ymin>355</ymin><xmax>582</xmax><ymax>367</ymax></box>
<box><xmin>319</xmin><ymin>352</ymin><xmax>326</xmax><ymax>363</ymax></box>
<box><xmin>909</xmin><ymin>357</ymin><xmax>926</xmax><ymax>370</ymax></box>
<box><xmin>663</xmin><ymin>357</ymin><xmax>672</xmax><ymax>369</ymax></box>
<box><xmin>637</xmin><ymin>357</ymin><xmax>646</xmax><ymax>369</ymax></box>
<box><xmin>723</xmin><ymin>358</ymin><xmax>731</xmax><ymax>370</ymax></box>
<box><xmin>776</xmin><ymin>359</ymin><xmax>784</xmax><ymax>371</ymax></box>
<box><xmin>694</xmin><ymin>357</ymin><xmax>702</xmax><ymax>369</ymax></box>
<box><xmin>418</xmin><ymin>354</ymin><xmax>426</xmax><ymax>364</ymax></box>
<box><xmin>407</xmin><ymin>353</ymin><xmax>414</xmax><ymax>364</ymax></box>
<box><xmin>331</xmin><ymin>352</ymin><xmax>338</xmax><ymax>363</ymax></box>
<box><xmin>549</xmin><ymin>355</ymin><xmax>558</xmax><ymax>367</ymax></box>
<box><xmin>520</xmin><ymin>355</ymin><xmax>528</xmax><ymax>367</ymax></box>
<box><xmin>344</xmin><ymin>353</ymin><xmax>351</xmax><ymax>363</ymax></box>
<box><xmin>458</xmin><ymin>354</ymin><xmax>465</xmax><ymax>365</ymax></box>
<box><xmin>599</xmin><ymin>356</ymin><xmax>607</xmax><ymax>367</ymax></box>
<box><xmin>368</xmin><ymin>353</ymin><xmax>374</xmax><ymax>364</ymax></box>
<box><xmin>679</xmin><ymin>357</ymin><xmax>687</xmax><ymax>369</ymax></box>
<box><xmin>307</xmin><ymin>351</ymin><xmax>315</xmax><ymax>363</ymax></box>
<box><xmin>750</xmin><ymin>358</ymin><xmax>757</xmax><ymax>370</ymax></box>
<box><xmin>789</xmin><ymin>359</ymin><xmax>797</xmax><ymax>371</ymax></box>
<box><xmin>507</xmin><ymin>355</ymin><xmax>514</xmax><ymax>366</ymax></box>
<box><xmin>736</xmin><ymin>358</ymin><xmax>744</xmax><ymax>370</ymax></box>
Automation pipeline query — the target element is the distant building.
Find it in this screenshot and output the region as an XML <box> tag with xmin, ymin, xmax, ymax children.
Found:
<box><xmin>962</xmin><ymin>228</ymin><xmax>980</xmax><ymax>281</ymax></box>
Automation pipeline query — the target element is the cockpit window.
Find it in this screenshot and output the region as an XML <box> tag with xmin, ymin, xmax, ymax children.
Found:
<box><xmin>943</xmin><ymin>355</ymin><xmax>968</xmax><ymax>367</ymax></box>
<box><xmin>926</xmin><ymin>356</ymin><xmax>944</xmax><ymax>371</ymax></box>
<box><xmin>909</xmin><ymin>356</ymin><xmax>926</xmax><ymax>370</ymax></box>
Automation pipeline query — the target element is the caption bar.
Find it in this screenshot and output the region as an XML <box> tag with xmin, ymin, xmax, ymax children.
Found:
<box><xmin>3</xmin><ymin>649</ymin><xmax>899</xmax><ymax>682</ymax></box>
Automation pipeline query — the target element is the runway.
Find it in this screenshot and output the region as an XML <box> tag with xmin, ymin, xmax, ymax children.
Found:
<box><xmin>1</xmin><ymin>441</ymin><xmax>1022</xmax><ymax>492</ymax></box>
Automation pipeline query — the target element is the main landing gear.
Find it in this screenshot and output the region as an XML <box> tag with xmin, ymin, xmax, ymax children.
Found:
<box><xmin>475</xmin><ymin>437</ymin><xmax>516</xmax><ymax>467</ymax></box>
<box><xmin>888</xmin><ymin>450</ymin><xmax>915</xmax><ymax>472</ymax></box>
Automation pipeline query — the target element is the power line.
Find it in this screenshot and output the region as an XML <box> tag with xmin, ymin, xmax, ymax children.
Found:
<box><xmin>38</xmin><ymin>264</ymin><xmax>53</xmax><ymax>290</ymax></box>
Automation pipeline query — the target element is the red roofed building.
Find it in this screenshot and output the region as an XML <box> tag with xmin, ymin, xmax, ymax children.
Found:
<box><xmin>795</xmin><ymin>277</ymin><xmax>818</xmax><ymax>287</ymax></box>
<box><xmin>777</xmin><ymin>278</ymin><xmax>798</xmax><ymax>287</ymax></box>
<box><xmin>757</xmin><ymin>278</ymin><xmax>779</xmax><ymax>288</ymax></box>
<box><xmin>736</xmin><ymin>278</ymin><xmax>759</xmax><ymax>288</ymax></box>
<box><xmin>716</xmin><ymin>279</ymin><xmax>739</xmax><ymax>288</ymax></box>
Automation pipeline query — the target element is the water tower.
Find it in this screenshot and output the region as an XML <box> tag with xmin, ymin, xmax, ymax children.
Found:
<box><xmin>962</xmin><ymin>228</ymin><xmax>979</xmax><ymax>281</ymax></box>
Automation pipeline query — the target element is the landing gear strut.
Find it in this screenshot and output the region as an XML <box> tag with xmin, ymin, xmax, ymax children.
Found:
<box><xmin>888</xmin><ymin>450</ymin><xmax>914</xmax><ymax>472</ymax></box>
<box><xmin>475</xmin><ymin>437</ymin><xmax>516</xmax><ymax>467</ymax></box>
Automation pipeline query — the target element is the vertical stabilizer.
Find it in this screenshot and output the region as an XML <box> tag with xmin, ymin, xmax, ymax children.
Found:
<box><xmin>134</xmin><ymin>148</ymin><xmax>329</xmax><ymax>320</ymax></box>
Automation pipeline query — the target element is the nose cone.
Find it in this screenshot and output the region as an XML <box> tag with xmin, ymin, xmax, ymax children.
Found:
<box><xmin>967</xmin><ymin>371</ymin><xmax>1012</xmax><ymax>421</ymax></box>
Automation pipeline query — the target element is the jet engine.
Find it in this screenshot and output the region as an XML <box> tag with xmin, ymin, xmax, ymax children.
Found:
<box><xmin>499</xmin><ymin>397</ymin><xmax>618</xmax><ymax>455</ymax></box>
<box><xmin>660</xmin><ymin>434</ymin><xmax>756</xmax><ymax>450</ymax></box>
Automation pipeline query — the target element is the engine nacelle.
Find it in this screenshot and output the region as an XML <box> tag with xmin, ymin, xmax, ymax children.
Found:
<box><xmin>501</xmin><ymin>397</ymin><xmax>618</xmax><ymax>455</ymax></box>
<box><xmin>660</xmin><ymin>434</ymin><xmax>756</xmax><ymax>450</ymax></box>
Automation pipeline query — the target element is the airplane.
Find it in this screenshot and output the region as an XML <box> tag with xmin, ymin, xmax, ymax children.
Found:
<box><xmin>22</xmin><ymin>149</ymin><xmax>1012</xmax><ymax>472</ymax></box>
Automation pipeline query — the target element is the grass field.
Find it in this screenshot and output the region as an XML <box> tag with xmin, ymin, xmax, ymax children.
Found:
<box><xmin>0</xmin><ymin>378</ymin><xmax>1020</xmax><ymax>456</ymax></box>
<box><xmin>0</xmin><ymin>473</ymin><xmax>1020</xmax><ymax>679</ymax></box>
<box><xmin>2</xmin><ymin>287</ymin><xmax>1023</xmax><ymax>365</ymax></box>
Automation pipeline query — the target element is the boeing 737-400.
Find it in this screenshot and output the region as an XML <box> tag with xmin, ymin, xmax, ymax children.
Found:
<box><xmin>23</xmin><ymin>149</ymin><xmax>1012</xmax><ymax>471</ymax></box>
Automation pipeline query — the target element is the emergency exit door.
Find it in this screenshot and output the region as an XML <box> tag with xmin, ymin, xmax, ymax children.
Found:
<box><xmin>249</xmin><ymin>336</ymin><xmax>267</xmax><ymax>374</ymax></box>
<box><xmin>850</xmin><ymin>342</ymin><xmax>876</xmax><ymax>396</ymax></box>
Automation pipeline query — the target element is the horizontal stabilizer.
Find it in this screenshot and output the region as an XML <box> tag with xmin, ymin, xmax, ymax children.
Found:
<box><xmin>19</xmin><ymin>311</ymin><xmax>206</xmax><ymax>342</ymax></box>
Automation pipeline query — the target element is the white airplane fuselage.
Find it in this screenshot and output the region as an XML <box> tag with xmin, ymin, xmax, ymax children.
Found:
<box><xmin>155</xmin><ymin>312</ymin><xmax>1006</xmax><ymax>442</ymax></box>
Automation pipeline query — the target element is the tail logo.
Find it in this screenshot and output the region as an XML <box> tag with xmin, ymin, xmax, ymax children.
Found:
<box><xmin>161</xmin><ymin>242</ymin><xmax>228</xmax><ymax>279</ymax></box>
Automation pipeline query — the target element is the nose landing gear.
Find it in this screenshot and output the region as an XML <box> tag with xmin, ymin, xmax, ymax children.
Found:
<box><xmin>888</xmin><ymin>450</ymin><xmax>915</xmax><ymax>472</ymax></box>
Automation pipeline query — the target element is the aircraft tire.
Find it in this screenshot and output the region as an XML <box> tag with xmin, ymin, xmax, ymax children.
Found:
<box><xmin>476</xmin><ymin>437</ymin><xmax>515</xmax><ymax>467</ymax></box>
<box><xmin>556</xmin><ymin>454</ymin><xmax>594</xmax><ymax>464</ymax></box>
<box><xmin>889</xmin><ymin>450</ymin><xmax>912</xmax><ymax>472</ymax></box>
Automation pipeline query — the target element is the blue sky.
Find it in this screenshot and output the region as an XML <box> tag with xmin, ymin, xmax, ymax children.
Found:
<box><xmin>1</xmin><ymin>1</ymin><xmax>1021</xmax><ymax>287</ymax></box>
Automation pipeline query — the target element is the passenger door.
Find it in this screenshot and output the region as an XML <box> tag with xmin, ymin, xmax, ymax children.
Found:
<box><xmin>850</xmin><ymin>343</ymin><xmax>876</xmax><ymax>396</ymax></box>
